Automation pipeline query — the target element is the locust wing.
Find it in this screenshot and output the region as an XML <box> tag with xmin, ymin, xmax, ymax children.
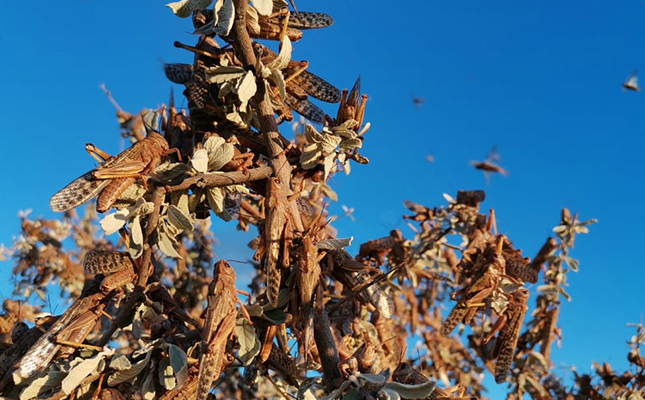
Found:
<box><xmin>286</xmin><ymin>94</ymin><xmax>325</xmax><ymax>124</ymax></box>
<box><xmin>288</xmin><ymin>12</ymin><xmax>333</xmax><ymax>30</ymax></box>
<box><xmin>286</xmin><ymin>68</ymin><xmax>341</xmax><ymax>103</ymax></box>
<box><xmin>49</xmin><ymin>171</ymin><xmax>110</xmax><ymax>212</ymax></box>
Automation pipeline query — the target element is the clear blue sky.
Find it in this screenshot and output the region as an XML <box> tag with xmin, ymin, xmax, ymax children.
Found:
<box><xmin>1</xmin><ymin>0</ymin><xmax>644</xmax><ymax>395</ymax></box>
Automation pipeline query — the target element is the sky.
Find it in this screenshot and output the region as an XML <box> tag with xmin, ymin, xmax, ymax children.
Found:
<box><xmin>1</xmin><ymin>0</ymin><xmax>644</xmax><ymax>396</ymax></box>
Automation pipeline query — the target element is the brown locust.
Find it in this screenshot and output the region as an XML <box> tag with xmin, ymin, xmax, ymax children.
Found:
<box><xmin>50</xmin><ymin>131</ymin><xmax>176</xmax><ymax>213</ymax></box>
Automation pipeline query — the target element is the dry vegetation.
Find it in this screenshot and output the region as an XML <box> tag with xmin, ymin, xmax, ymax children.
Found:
<box><xmin>0</xmin><ymin>1</ymin><xmax>643</xmax><ymax>399</ymax></box>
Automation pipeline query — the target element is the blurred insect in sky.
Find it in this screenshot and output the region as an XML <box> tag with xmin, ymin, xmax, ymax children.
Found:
<box><xmin>622</xmin><ymin>69</ymin><xmax>640</xmax><ymax>92</ymax></box>
<box><xmin>341</xmin><ymin>205</ymin><xmax>355</xmax><ymax>222</ymax></box>
<box><xmin>412</xmin><ymin>96</ymin><xmax>424</xmax><ymax>109</ymax></box>
<box><xmin>470</xmin><ymin>145</ymin><xmax>508</xmax><ymax>183</ymax></box>
<box><xmin>424</xmin><ymin>153</ymin><xmax>434</xmax><ymax>163</ymax></box>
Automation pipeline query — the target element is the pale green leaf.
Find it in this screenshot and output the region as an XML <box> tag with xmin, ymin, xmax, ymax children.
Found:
<box><xmin>320</xmin><ymin>134</ymin><xmax>342</xmax><ymax>155</ymax></box>
<box><xmin>246</xmin><ymin>6</ymin><xmax>261</xmax><ymax>34</ymax></box>
<box><xmin>109</xmin><ymin>355</ymin><xmax>132</xmax><ymax>370</ymax></box>
<box><xmin>18</xmin><ymin>371</ymin><xmax>65</xmax><ymax>399</ymax></box>
<box><xmin>171</xmin><ymin>191</ymin><xmax>190</xmax><ymax>217</ymax></box>
<box><xmin>157</xmin><ymin>226</ymin><xmax>182</xmax><ymax>259</ymax></box>
<box><xmin>168</xmin><ymin>204</ymin><xmax>194</xmax><ymax>232</ymax></box>
<box><xmin>107</xmin><ymin>345</ymin><xmax>155</xmax><ymax>386</ymax></box>
<box><xmin>190</xmin><ymin>149</ymin><xmax>209</xmax><ymax>173</ymax></box>
<box><xmin>270</xmin><ymin>68</ymin><xmax>286</xmax><ymax>100</ymax></box>
<box><xmin>116</xmin><ymin>183</ymin><xmax>147</xmax><ymax>205</ymax></box>
<box><xmin>207</xmin><ymin>187</ymin><xmax>225</xmax><ymax>214</ymax></box>
<box><xmin>225</xmin><ymin>111</ymin><xmax>245</xmax><ymax>125</ymax></box>
<box><xmin>166</xmin><ymin>0</ymin><xmax>214</xmax><ymax>18</ymax></box>
<box><xmin>62</xmin><ymin>349</ymin><xmax>113</xmax><ymax>394</ymax></box>
<box><xmin>319</xmin><ymin>183</ymin><xmax>338</xmax><ymax>202</ymax></box>
<box><xmin>205</xmin><ymin>65</ymin><xmax>246</xmax><ymax>84</ymax></box>
<box><xmin>168</xmin><ymin>344</ymin><xmax>188</xmax><ymax>387</ymax></box>
<box><xmin>128</xmin><ymin>215</ymin><xmax>144</xmax><ymax>259</ymax></box>
<box><xmin>305</xmin><ymin>124</ymin><xmax>322</xmax><ymax>143</ymax></box>
<box><xmin>213</xmin><ymin>0</ymin><xmax>235</xmax><ymax>36</ymax></box>
<box><xmin>322</xmin><ymin>154</ymin><xmax>336</xmax><ymax>180</ymax></box>
<box><xmin>339</xmin><ymin>138</ymin><xmax>362</xmax><ymax>152</ymax></box>
<box><xmin>331</xmin><ymin>127</ymin><xmax>357</xmax><ymax>139</ymax></box>
<box><xmin>235</xmin><ymin>318</ymin><xmax>261</xmax><ymax>365</ymax></box>
<box><xmin>266</xmin><ymin>37</ymin><xmax>292</xmax><ymax>71</ymax></box>
<box><xmin>131</xmin><ymin>215</ymin><xmax>143</xmax><ymax>245</ymax></box>
<box><xmin>442</xmin><ymin>193</ymin><xmax>455</xmax><ymax>204</ymax></box>
<box><xmin>236</xmin><ymin>70</ymin><xmax>257</xmax><ymax>111</ymax></box>
<box><xmin>383</xmin><ymin>379</ymin><xmax>436</xmax><ymax>399</ymax></box>
<box><xmin>317</xmin><ymin>237</ymin><xmax>352</xmax><ymax>250</ymax></box>
<box><xmin>357</xmin><ymin>121</ymin><xmax>371</xmax><ymax>136</ymax></box>
<box><xmin>158</xmin><ymin>356</ymin><xmax>176</xmax><ymax>390</ymax></box>
<box><xmin>100</xmin><ymin>209</ymin><xmax>129</xmax><ymax>236</ymax></box>
<box><xmin>223</xmin><ymin>184</ymin><xmax>250</xmax><ymax>194</ymax></box>
<box><xmin>251</xmin><ymin>0</ymin><xmax>273</xmax><ymax>15</ymax></box>
<box><xmin>300</xmin><ymin>144</ymin><xmax>322</xmax><ymax>170</ymax></box>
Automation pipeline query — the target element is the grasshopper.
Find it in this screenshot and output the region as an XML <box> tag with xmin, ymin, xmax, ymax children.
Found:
<box><xmin>196</xmin><ymin>260</ymin><xmax>250</xmax><ymax>400</ymax></box>
<box><xmin>15</xmin><ymin>284</ymin><xmax>106</xmax><ymax>381</ymax></box>
<box><xmin>441</xmin><ymin>238</ymin><xmax>509</xmax><ymax>336</ymax></box>
<box><xmin>263</xmin><ymin>177</ymin><xmax>303</xmax><ymax>307</ymax></box>
<box><xmin>49</xmin><ymin>131</ymin><xmax>178</xmax><ymax>213</ymax></box>
<box><xmin>84</xmin><ymin>250</ymin><xmax>137</xmax><ymax>293</ymax></box>
<box><xmin>333</xmin><ymin>75</ymin><xmax>367</xmax><ymax>130</ymax></box>
<box><xmin>15</xmin><ymin>252</ymin><xmax>135</xmax><ymax>381</ymax></box>
<box><xmin>329</xmin><ymin>248</ymin><xmax>394</xmax><ymax>318</ymax></box>
<box><xmin>392</xmin><ymin>362</ymin><xmax>476</xmax><ymax>400</ymax></box>
<box><xmin>490</xmin><ymin>288</ymin><xmax>529</xmax><ymax>384</ymax></box>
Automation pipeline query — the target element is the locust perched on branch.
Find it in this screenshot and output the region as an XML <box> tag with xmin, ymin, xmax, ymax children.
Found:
<box><xmin>49</xmin><ymin>131</ymin><xmax>178</xmax><ymax>213</ymax></box>
<box><xmin>196</xmin><ymin>260</ymin><xmax>249</xmax><ymax>400</ymax></box>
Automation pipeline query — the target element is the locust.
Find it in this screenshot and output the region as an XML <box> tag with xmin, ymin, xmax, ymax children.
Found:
<box><xmin>15</xmin><ymin>285</ymin><xmax>107</xmax><ymax>381</ymax></box>
<box><xmin>14</xmin><ymin>252</ymin><xmax>135</xmax><ymax>382</ymax></box>
<box><xmin>392</xmin><ymin>362</ymin><xmax>476</xmax><ymax>400</ymax></box>
<box><xmin>49</xmin><ymin>131</ymin><xmax>177</xmax><ymax>213</ymax></box>
<box><xmin>263</xmin><ymin>177</ymin><xmax>303</xmax><ymax>307</ymax></box>
<box><xmin>623</xmin><ymin>69</ymin><xmax>639</xmax><ymax>92</ymax></box>
<box><xmin>441</xmin><ymin>238</ymin><xmax>508</xmax><ymax>336</ymax></box>
<box><xmin>491</xmin><ymin>288</ymin><xmax>529</xmax><ymax>383</ymax></box>
<box><xmin>469</xmin><ymin>146</ymin><xmax>507</xmax><ymax>182</ymax></box>
<box><xmin>196</xmin><ymin>260</ymin><xmax>250</xmax><ymax>400</ymax></box>
<box><xmin>329</xmin><ymin>248</ymin><xmax>394</xmax><ymax>318</ymax></box>
<box><xmin>84</xmin><ymin>250</ymin><xmax>137</xmax><ymax>293</ymax></box>
<box><xmin>334</xmin><ymin>75</ymin><xmax>367</xmax><ymax>129</ymax></box>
